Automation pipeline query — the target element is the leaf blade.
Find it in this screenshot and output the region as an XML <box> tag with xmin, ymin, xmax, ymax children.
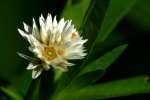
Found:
<box><xmin>79</xmin><ymin>44</ymin><xmax>127</xmax><ymax>76</ymax></box>
<box><xmin>96</xmin><ymin>0</ymin><xmax>137</xmax><ymax>42</ymax></box>
<box><xmin>66</xmin><ymin>76</ymin><xmax>150</xmax><ymax>100</ymax></box>
<box><xmin>0</xmin><ymin>87</ymin><xmax>23</xmax><ymax>100</ymax></box>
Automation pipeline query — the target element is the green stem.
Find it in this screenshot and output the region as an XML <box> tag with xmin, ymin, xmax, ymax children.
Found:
<box><xmin>24</xmin><ymin>78</ymin><xmax>40</xmax><ymax>100</ymax></box>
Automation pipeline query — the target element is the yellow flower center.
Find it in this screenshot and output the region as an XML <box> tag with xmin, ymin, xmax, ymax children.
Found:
<box><xmin>43</xmin><ymin>47</ymin><xmax>57</xmax><ymax>61</ymax></box>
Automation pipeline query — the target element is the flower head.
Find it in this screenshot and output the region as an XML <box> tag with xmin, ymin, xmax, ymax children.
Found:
<box><xmin>18</xmin><ymin>13</ymin><xmax>87</xmax><ymax>79</ymax></box>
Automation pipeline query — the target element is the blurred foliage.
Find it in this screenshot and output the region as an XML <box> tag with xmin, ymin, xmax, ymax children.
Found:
<box><xmin>0</xmin><ymin>0</ymin><xmax>150</xmax><ymax>100</ymax></box>
<box><xmin>127</xmin><ymin>0</ymin><xmax>150</xmax><ymax>32</ymax></box>
<box><xmin>58</xmin><ymin>76</ymin><xmax>150</xmax><ymax>100</ymax></box>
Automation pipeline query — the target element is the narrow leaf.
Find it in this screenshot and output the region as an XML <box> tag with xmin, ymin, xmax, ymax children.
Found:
<box><xmin>79</xmin><ymin>44</ymin><xmax>127</xmax><ymax>76</ymax></box>
<box><xmin>65</xmin><ymin>70</ymin><xmax>104</xmax><ymax>90</ymax></box>
<box><xmin>96</xmin><ymin>0</ymin><xmax>137</xmax><ymax>42</ymax></box>
<box><xmin>67</xmin><ymin>44</ymin><xmax>127</xmax><ymax>90</ymax></box>
<box><xmin>24</xmin><ymin>79</ymin><xmax>40</xmax><ymax>100</ymax></box>
<box><xmin>51</xmin><ymin>44</ymin><xmax>127</xmax><ymax>100</ymax></box>
<box><xmin>0</xmin><ymin>87</ymin><xmax>23</xmax><ymax>100</ymax></box>
<box><xmin>85</xmin><ymin>0</ymin><xmax>137</xmax><ymax>63</ymax></box>
<box><xmin>65</xmin><ymin>76</ymin><xmax>150</xmax><ymax>100</ymax></box>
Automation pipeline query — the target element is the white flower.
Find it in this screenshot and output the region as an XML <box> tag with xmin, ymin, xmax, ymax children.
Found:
<box><xmin>18</xmin><ymin>13</ymin><xmax>87</xmax><ymax>79</ymax></box>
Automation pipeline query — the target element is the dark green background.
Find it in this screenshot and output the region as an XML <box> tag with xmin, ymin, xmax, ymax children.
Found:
<box><xmin>0</xmin><ymin>0</ymin><xmax>150</xmax><ymax>99</ymax></box>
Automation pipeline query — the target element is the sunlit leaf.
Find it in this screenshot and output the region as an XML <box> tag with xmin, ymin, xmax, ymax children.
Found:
<box><xmin>63</xmin><ymin>76</ymin><xmax>150</xmax><ymax>100</ymax></box>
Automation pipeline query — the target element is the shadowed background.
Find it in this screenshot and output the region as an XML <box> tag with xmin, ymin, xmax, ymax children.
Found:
<box><xmin>0</xmin><ymin>0</ymin><xmax>150</xmax><ymax>100</ymax></box>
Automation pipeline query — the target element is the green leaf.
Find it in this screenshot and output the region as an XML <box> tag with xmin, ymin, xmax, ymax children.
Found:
<box><xmin>64</xmin><ymin>76</ymin><xmax>150</xmax><ymax>100</ymax></box>
<box><xmin>51</xmin><ymin>44</ymin><xmax>127</xmax><ymax>100</ymax></box>
<box><xmin>79</xmin><ymin>44</ymin><xmax>127</xmax><ymax>76</ymax></box>
<box><xmin>67</xmin><ymin>44</ymin><xmax>127</xmax><ymax>90</ymax></box>
<box><xmin>51</xmin><ymin>70</ymin><xmax>104</xmax><ymax>100</ymax></box>
<box><xmin>0</xmin><ymin>87</ymin><xmax>23</xmax><ymax>100</ymax></box>
<box><xmin>95</xmin><ymin>0</ymin><xmax>137</xmax><ymax>43</ymax></box>
<box><xmin>24</xmin><ymin>79</ymin><xmax>40</xmax><ymax>100</ymax></box>
<box><xmin>61</xmin><ymin>0</ymin><xmax>91</xmax><ymax>29</ymax></box>
<box><xmin>65</xmin><ymin>70</ymin><xmax>104</xmax><ymax>90</ymax></box>
<box><xmin>85</xmin><ymin>0</ymin><xmax>137</xmax><ymax>62</ymax></box>
<box><xmin>56</xmin><ymin>2</ymin><xmax>97</xmax><ymax>87</ymax></box>
<box><xmin>81</xmin><ymin>0</ymin><xmax>108</xmax><ymax>49</ymax></box>
<box><xmin>52</xmin><ymin>44</ymin><xmax>127</xmax><ymax>99</ymax></box>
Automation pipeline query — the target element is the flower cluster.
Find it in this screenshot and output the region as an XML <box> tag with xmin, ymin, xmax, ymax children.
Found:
<box><xmin>18</xmin><ymin>14</ymin><xmax>87</xmax><ymax>79</ymax></box>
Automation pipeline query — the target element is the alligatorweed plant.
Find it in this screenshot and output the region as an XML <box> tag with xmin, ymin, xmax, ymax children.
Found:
<box><xmin>0</xmin><ymin>0</ymin><xmax>150</xmax><ymax>100</ymax></box>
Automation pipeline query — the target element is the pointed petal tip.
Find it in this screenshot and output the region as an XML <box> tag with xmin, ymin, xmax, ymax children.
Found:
<box><xmin>23</xmin><ymin>21</ymin><xmax>26</xmax><ymax>25</ymax></box>
<box><xmin>40</xmin><ymin>14</ymin><xmax>45</xmax><ymax>19</ymax></box>
<box><xmin>17</xmin><ymin>28</ymin><xmax>22</xmax><ymax>32</ymax></box>
<box><xmin>55</xmin><ymin>66</ymin><xmax>68</xmax><ymax>72</ymax></box>
<box><xmin>32</xmin><ymin>18</ymin><xmax>35</xmax><ymax>22</ymax></box>
<box><xmin>40</xmin><ymin>13</ymin><xmax>44</xmax><ymax>17</ymax></box>
<box><xmin>84</xmin><ymin>39</ymin><xmax>88</xmax><ymax>43</ymax></box>
<box><xmin>23</xmin><ymin>22</ymin><xmax>30</xmax><ymax>32</ymax></box>
<box><xmin>47</xmin><ymin>13</ymin><xmax>52</xmax><ymax>17</ymax></box>
<box><xmin>17</xmin><ymin>52</ymin><xmax>22</xmax><ymax>58</ymax></box>
<box><xmin>43</xmin><ymin>64</ymin><xmax>51</xmax><ymax>71</ymax></box>
<box><xmin>18</xmin><ymin>28</ymin><xmax>28</xmax><ymax>37</ymax></box>
<box><xmin>32</xmin><ymin>69</ymin><xmax>42</xmax><ymax>79</ymax></box>
<box><xmin>26</xmin><ymin>63</ymin><xmax>38</xmax><ymax>70</ymax></box>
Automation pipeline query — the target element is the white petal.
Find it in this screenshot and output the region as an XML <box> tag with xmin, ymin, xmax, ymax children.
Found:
<box><xmin>46</xmin><ymin>13</ymin><xmax>53</xmax><ymax>31</ymax></box>
<box><xmin>32</xmin><ymin>18</ymin><xmax>40</xmax><ymax>40</ymax></box>
<box><xmin>52</xmin><ymin>63</ymin><xmax>68</xmax><ymax>72</ymax></box>
<box><xmin>39</xmin><ymin>15</ymin><xmax>48</xmax><ymax>44</ymax></box>
<box><xmin>39</xmin><ymin>14</ymin><xmax>45</xmax><ymax>23</ymax></box>
<box><xmin>55</xmin><ymin>31</ymin><xmax>61</xmax><ymax>42</ymax></box>
<box><xmin>63</xmin><ymin>20</ymin><xmax>72</xmax><ymax>34</ymax></box>
<box><xmin>26</xmin><ymin>63</ymin><xmax>38</xmax><ymax>70</ymax></box>
<box><xmin>54</xmin><ymin>18</ymin><xmax>66</xmax><ymax>43</ymax></box>
<box><xmin>32</xmin><ymin>68</ymin><xmax>43</xmax><ymax>79</ymax></box>
<box><xmin>64</xmin><ymin>53</ymin><xmax>84</xmax><ymax>59</ymax></box>
<box><xmin>33</xmin><ymin>48</ymin><xmax>41</xmax><ymax>55</ymax></box>
<box><xmin>53</xmin><ymin>16</ymin><xmax>57</xmax><ymax>28</ymax></box>
<box><xmin>58</xmin><ymin>18</ymin><xmax>65</xmax><ymax>33</ymax></box>
<box><xmin>18</xmin><ymin>52</ymin><xmax>37</xmax><ymax>61</ymax></box>
<box><xmin>23</xmin><ymin>22</ymin><xmax>30</xmax><ymax>32</ymax></box>
<box><xmin>63</xmin><ymin>61</ymin><xmax>74</xmax><ymax>66</ymax></box>
<box><xmin>69</xmin><ymin>39</ymin><xmax>87</xmax><ymax>48</ymax></box>
<box><xmin>57</xmin><ymin>35</ymin><xmax>62</xmax><ymax>43</ymax></box>
<box><xmin>65</xmin><ymin>25</ymin><xmax>75</xmax><ymax>35</ymax></box>
<box><xmin>51</xmin><ymin>58</ymin><xmax>74</xmax><ymax>72</ymax></box>
<box><xmin>43</xmin><ymin>64</ymin><xmax>51</xmax><ymax>71</ymax></box>
<box><xmin>63</xmin><ymin>47</ymin><xmax>86</xmax><ymax>60</ymax></box>
<box><xmin>28</xmin><ymin>35</ymin><xmax>41</xmax><ymax>47</ymax></box>
<box><xmin>18</xmin><ymin>29</ymin><xmax>29</xmax><ymax>38</ymax></box>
